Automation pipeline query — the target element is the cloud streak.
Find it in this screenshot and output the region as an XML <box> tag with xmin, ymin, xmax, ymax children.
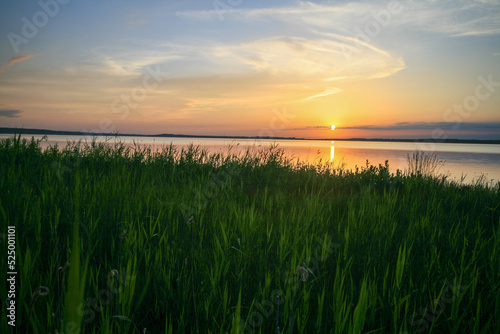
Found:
<box><xmin>337</xmin><ymin>122</ymin><xmax>500</xmax><ymax>131</ymax></box>
<box><xmin>83</xmin><ymin>35</ymin><xmax>403</xmax><ymax>112</ymax></box>
<box><xmin>289</xmin><ymin>122</ymin><xmax>500</xmax><ymax>132</ymax></box>
<box><xmin>0</xmin><ymin>55</ymin><xmax>34</xmax><ymax>73</ymax></box>
<box><xmin>0</xmin><ymin>109</ymin><xmax>23</xmax><ymax>118</ymax></box>
<box><xmin>177</xmin><ymin>1</ymin><xmax>500</xmax><ymax>37</ymax></box>
<box><xmin>303</xmin><ymin>87</ymin><xmax>342</xmax><ymax>101</ymax></box>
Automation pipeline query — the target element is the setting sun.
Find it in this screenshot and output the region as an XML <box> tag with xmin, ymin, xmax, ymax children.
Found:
<box><xmin>331</xmin><ymin>125</ymin><xmax>336</xmax><ymax>130</ymax></box>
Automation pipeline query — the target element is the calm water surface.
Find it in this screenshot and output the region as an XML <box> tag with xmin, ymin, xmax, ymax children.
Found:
<box><xmin>2</xmin><ymin>134</ymin><xmax>499</xmax><ymax>184</ymax></box>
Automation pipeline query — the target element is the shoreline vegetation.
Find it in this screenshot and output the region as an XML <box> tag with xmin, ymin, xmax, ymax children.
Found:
<box><xmin>1</xmin><ymin>134</ymin><xmax>499</xmax><ymax>333</ymax></box>
<box><xmin>1</xmin><ymin>127</ymin><xmax>500</xmax><ymax>144</ymax></box>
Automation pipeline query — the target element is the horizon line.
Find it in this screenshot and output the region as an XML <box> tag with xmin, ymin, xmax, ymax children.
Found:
<box><xmin>1</xmin><ymin>127</ymin><xmax>500</xmax><ymax>144</ymax></box>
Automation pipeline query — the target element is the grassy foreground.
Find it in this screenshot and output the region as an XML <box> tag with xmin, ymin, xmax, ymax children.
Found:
<box><xmin>0</xmin><ymin>135</ymin><xmax>499</xmax><ymax>333</ymax></box>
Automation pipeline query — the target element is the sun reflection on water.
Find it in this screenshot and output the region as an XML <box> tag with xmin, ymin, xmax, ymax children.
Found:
<box><xmin>331</xmin><ymin>141</ymin><xmax>335</xmax><ymax>162</ymax></box>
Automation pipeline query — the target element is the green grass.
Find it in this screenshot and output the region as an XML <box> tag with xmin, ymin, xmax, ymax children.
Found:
<box><xmin>0</xmin><ymin>134</ymin><xmax>499</xmax><ymax>333</ymax></box>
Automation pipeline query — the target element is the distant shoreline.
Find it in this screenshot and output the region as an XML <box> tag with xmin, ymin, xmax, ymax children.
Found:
<box><xmin>1</xmin><ymin>127</ymin><xmax>499</xmax><ymax>145</ymax></box>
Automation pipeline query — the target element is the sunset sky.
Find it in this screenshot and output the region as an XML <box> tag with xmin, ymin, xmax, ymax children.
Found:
<box><xmin>1</xmin><ymin>0</ymin><xmax>499</xmax><ymax>139</ymax></box>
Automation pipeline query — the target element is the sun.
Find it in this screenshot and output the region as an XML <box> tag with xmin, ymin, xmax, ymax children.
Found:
<box><xmin>331</xmin><ymin>125</ymin><xmax>336</xmax><ymax>130</ymax></box>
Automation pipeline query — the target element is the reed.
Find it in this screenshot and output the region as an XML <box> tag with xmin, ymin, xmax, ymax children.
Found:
<box><xmin>0</xmin><ymin>135</ymin><xmax>498</xmax><ymax>333</ymax></box>
<box><xmin>406</xmin><ymin>151</ymin><xmax>443</xmax><ymax>177</ymax></box>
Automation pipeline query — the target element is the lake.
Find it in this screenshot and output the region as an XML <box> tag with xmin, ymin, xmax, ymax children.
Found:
<box><xmin>2</xmin><ymin>134</ymin><xmax>499</xmax><ymax>185</ymax></box>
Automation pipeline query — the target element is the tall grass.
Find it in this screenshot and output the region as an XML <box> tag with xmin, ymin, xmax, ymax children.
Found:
<box><xmin>0</xmin><ymin>135</ymin><xmax>499</xmax><ymax>333</ymax></box>
<box><xmin>406</xmin><ymin>151</ymin><xmax>443</xmax><ymax>177</ymax></box>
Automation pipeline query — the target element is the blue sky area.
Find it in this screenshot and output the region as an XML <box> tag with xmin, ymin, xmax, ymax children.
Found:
<box><xmin>1</xmin><ymin>0</ymin><xmax>499</xmax><ymax>139</ymax></box>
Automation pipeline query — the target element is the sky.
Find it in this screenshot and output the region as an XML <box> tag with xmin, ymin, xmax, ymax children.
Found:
<box><xmin>0</xmin><ymin>0</ymin><xmax>499</xmax><ymax>139</ymax></box>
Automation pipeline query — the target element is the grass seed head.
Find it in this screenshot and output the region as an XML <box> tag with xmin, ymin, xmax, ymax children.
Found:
<box><xmin>29</xmin><ymin>286</ymin><xmax>50</xmax><ymax>308</ymax></box>
<box><xmin>32</xmin><ymin>286</ymin><xmax>50</xmax><ymax>300</ymax></box>
<box><xmin>107</xmin><ymin>269</ymin><xmax>119</xmax><ymax>287</ymax></box>
<box><xmin>58</xmin><ymin>261</ymin><xmax>70</xmax><ymax>273</ymax></box>
<box><xmin>297</xmin><ymin>266</ymin><xmax>309</xmax><ymax>282</ymax></box>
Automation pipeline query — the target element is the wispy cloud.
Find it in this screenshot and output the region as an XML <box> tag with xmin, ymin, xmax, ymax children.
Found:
<box><xmin>176</xmin><ymin>2</ymin><xmax>357</xmax><ymax>22</ymax></box>
<box><xmin>207</xmin><ymin>36</ymin><xmax>404</xmax><ymax>78</ymax></box>
<box><xmin>303</xmin><ymin>87</ymin><xmax>342</xmax><ymax>101</ymax></box>
<box><xmin>338</xmin><ymin>122</ymin><xmax>500</xmax><ymax>131</ymax></box>
<box><xmin>290</xmin><ymin>125</ymin><xmax>331</xmax><ymax>130</ymax></box>
<box><xmin>0</xmin><ymin>55</ymin><xmax>34</xmax><ymax>73</ymax></box>
<box><xmin>79</xmin><ymin>35</ymin><xmax>403</xmax><ymax>112</ymax></box>
<box><xmin>92</xmin><ymin>45</ymin><xmax>180</xmax><ymax>74</ymax></box>
<box><xmin>393</xmin><ymin>1</ymin><xmax>500</xmax><ymax>37</ymax></box>
<box><xmin>0</xmin><ymin>109</ymin><xmax>23</xmax><ymax>118</ymax></box>
<box><xmin>177</xmin><ymin>1</ymin><xmax>500</xmax><ymax>37</ymax></box>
